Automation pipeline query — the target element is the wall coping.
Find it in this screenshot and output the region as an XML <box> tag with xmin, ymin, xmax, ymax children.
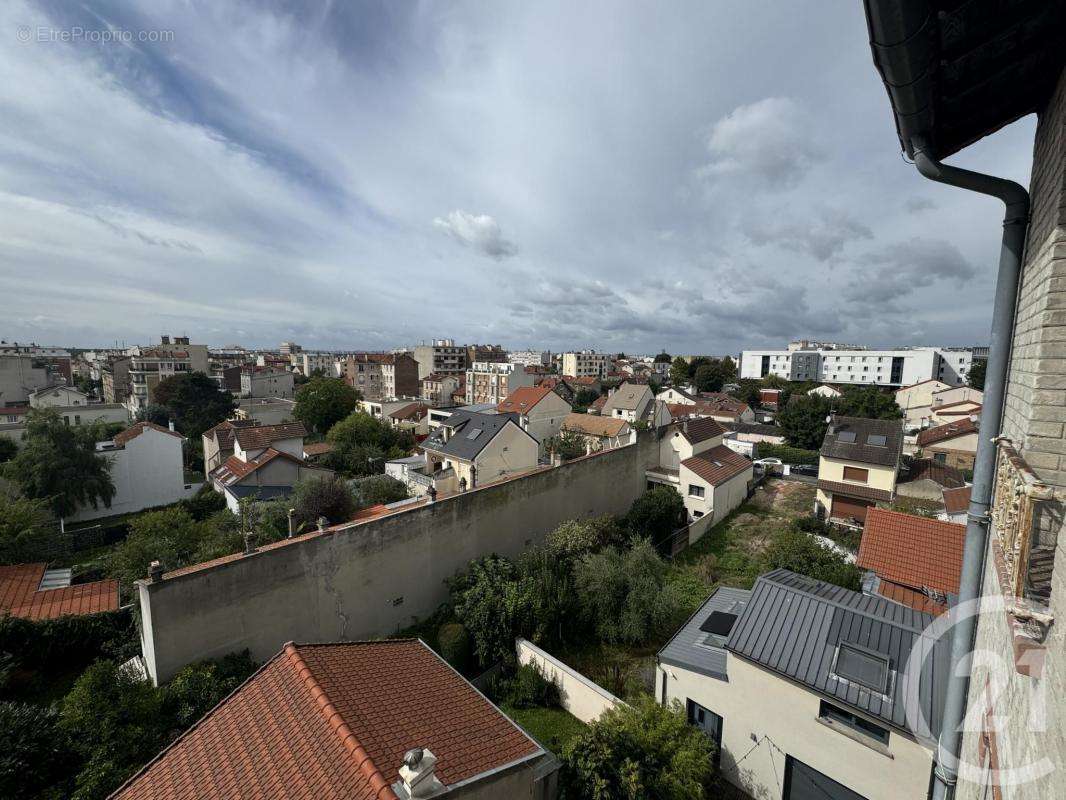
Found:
<box><xmin>516</xmin><ymin>638</ymin><xmax>627</xmax><ymax>708</ymax></box>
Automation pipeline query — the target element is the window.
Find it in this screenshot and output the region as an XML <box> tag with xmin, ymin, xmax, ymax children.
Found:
<box><xmin>934</xmin><ymin>452</ymin><xmax>947</xmax><ymax>464</ymax></box>
<box><xmin>867</xmin><ymin>434</ymin><xmax>887</xmax><ymax>447</ymax></box>
<box><xmin>686</xmin><ymin>700</ymin><xmax>723</xmax><ymax>766</ymax></box>
<box><xmin>688</xmin><ymin>484</ymin><xmax>705</xmax><ymax>498</ymax></box>
<box><xmin>818</xmin><ymin>701</ymin><xmax>890</xmax><ymax>746</ymax></box>
<box><xmin>842</xmin><ymin>466</ymin><xmax>868</xmax><ymax>483</ymax></box>
<box><xmin>833</xmin><ymin>643</ymin><xmax>890</xmax><ymax>693</ymax></box>
<box><xmin>836</xmin><ymin>431</ymin><xmax>856</xmax><ymax>443</ymax></box>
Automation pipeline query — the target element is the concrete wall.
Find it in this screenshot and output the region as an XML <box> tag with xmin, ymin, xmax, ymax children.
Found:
<box><xmin>658</xmin><ymin>653</ymin><xmax>935</xmax><ymax>800</ymax></box>
<box><xmin>473</xmin><ymin>423</ymin><xmax>540</xmax><ymax>485</ymax></box>
<box><xmin>711</xmin><ymin>469</ymin><xmax>751</xmax><ymax>526</ymax></box>
<box><xmin>516</xmin><ymin>638</ymin><xmax>624</xmax><ymax>724</ymax></box>
<box><xmin>138</xmin><ymin>433</ymin><xmax>661</xmax><ymax>683</ymax></box>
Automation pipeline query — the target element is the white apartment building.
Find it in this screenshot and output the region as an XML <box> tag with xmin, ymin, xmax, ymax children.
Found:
<box><xmin>465</xmin><ymin>361</ymin><xmax>535</xmax><ymax>405</ymax></box>
<box><xmin>561</xmin><ymin>350</ymin><xmax>610</xmax><ymax>379</ymax></box>
<box><xmin>740</xmin><ymin>345</ymin><xmax>973</xmax><ymax>387</ymax></box>
<box><xmin>412</xmin><ymin>339</ymin><xmax>467</xmax><ymax>378</ymax></box>
<box><xmin>508</xmin><ymin>349</ymin><xmax>550</xmax><ymax>368</ymax></box>
<box><xmin>240</xmin><ymin>367</ymin><xmax>295</xmax><ymax>399</ymax></box>
<box><xmin>296</xmin><ymin>352</ymin><xmax>339</xmax><ymax>377</ymax></box>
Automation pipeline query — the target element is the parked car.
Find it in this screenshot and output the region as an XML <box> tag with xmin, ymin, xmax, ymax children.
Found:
<box><xmin>753</xmin><ymin>458</ymin><xmax>783</xmax><ymax>467</ymax></box>
<box><xmin>790</xmin><ymin>463</ymin><xmax>818</xmax><ymax>476</ymax></box>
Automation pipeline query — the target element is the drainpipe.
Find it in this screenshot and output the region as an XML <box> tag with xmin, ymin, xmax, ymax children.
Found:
<box><xmin>910</xmin><ymin>136</ymin><xmax>1029</xmax><ymax>800</ymax></box>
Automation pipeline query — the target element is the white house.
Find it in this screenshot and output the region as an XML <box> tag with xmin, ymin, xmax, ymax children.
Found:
<box><xmin>418</xmin><ymin>410</ymin><xmax>540</xmax><ymax>494</ymax></box>
<box><xmin>28</xmin><ymin>385</ymin><xmax>90</xmax><ymax>408</ymax></box>
<box><xmin>496</xmin><ymin>386</ymin><xmax>572</xmax><ymax>452</ymax></box>
<box><xmin>602</xmin><ymin>382</ymin><xmax>656</xmax><ymax>423</ymax></box>
<box><xmin>69</xmin><ymin>422</ymin><xmax>198</xmax><ymax>522</ymax></box>
<box><xmin>808</xmin><ymin>384</ymin><xmax>842</xmax><ymax>398</ymax></box>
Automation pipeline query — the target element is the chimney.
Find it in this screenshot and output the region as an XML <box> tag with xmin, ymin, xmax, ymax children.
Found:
<box><xmin>393</xmin><ymin>748</ymin><xmax>445</xmax><ymax>799</ymax></box>
<box><xmin>168</xmin><ymin>420</ymin><xmax>176</xmax><ymax>432</ymax></box>
<box><xmin>161</xmin><ymin>335</ymin><xmax>170</xmax><ymax>345</ymax></box>
<box><xmin>149</xmin><ymin>560</ymin><xmax>163</xmax><ymax>582</ymax></box>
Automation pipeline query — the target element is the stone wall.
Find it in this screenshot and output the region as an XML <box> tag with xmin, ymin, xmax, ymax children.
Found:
<box><xmin>138</xmin><ymin>432</ymin><xmax>661</xmax><ymax>684</ymax></box>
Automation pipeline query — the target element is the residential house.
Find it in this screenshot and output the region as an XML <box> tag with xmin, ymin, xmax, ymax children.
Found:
<box><xmin>464</xmin><ymin>361</ymin><xmax>535</xmax><ymax>405</ymax></box>
<box><xmin>419</xmin><ymin>410</ymin><xmax>539</xmax><ymax>493</ymax></box>
<box><xmin>894</xmin><ymin>379</ymin><xmax>953</xmax><ymax>429</ymax></box>
<box><xmin>657</xmin><ymin>570</ymin><xmax>948</xmax><ymax>800</ymax></box>
<box><xmin>234</xmin><ymin>397</ymin><xmax>298</xmax><ymax>426</ymax></box>
<box><xmin>380</xmin><ymin>353</ymin><xmax>420</xmax><ymax>399</ymax></box>
<box><xmin>386</xmin><ymin>402</ymin><xmax>429</xmax><ymax>436</ymax></box>
<box><xmin>110</xmin><ymin>640</ymin><xmax>552</xmax><ymax>800</ymax></box>
<box><xmin>896</xmin><ymin>457</ymin><xmax>967</xmax><ymax>501</ymax></box>
<box><xmin>69</xmin><ymin>422</ymin><xmax>197</xmax><ymax>522</ymax></box>
<box><xmin>719</xmin><ymin>421</ymin><xmax>786</xmax><ymax>446</ymax></box>
<box><xmin>342</xmin><ymin>353</ymin><xmax>415</xmax><ymax>401</ymax></box>
<box><xmin>465</xmin><ymin>343</ymin><xmax>508</xmax><ymax>365</ymax></box>
<box><xmin>0</xmin><ymin>563</ymin><xmax>118</xmax><ymax>621</ymax></box>
<box><xmin>201</xmin><ymin>419</ymin><xmax>263</xmax><ymax>473</ymax></box>
<box><xmin>564</xmin><ymin>375</ymin><xmax>602</xmax><ymax>394</ymax></box>
<box><xmin>602</xmin><ymin>382</ymin><xmax>655</xmax><ymax>423</ymax></box>
<box><xmin>939</xmin><ymin>485</ymin><xmax>971</xmax><ymax>525</ymax></box>
<box><xmin>420</xmin><ymin>373</ymin><xmax>460</xmax><ymax>406</ymax></box>
<box><xmin>559</xmin><ymin>413</ymin><xmax>631</xmax><ymax>453</ymax></box>
<box><xmin>0</xmin><ymin>397</ymin><xmax>128</xmax><ymax>446</ymax></box>
<box><xmin>101</xmin><ymin>356</ymin><xmax>131</xmax><ymax>404</ymax></box>
<box><xmin>667</xmin><ymin>390</ymin><xmax>755</xmax><ymax>424</ymax></box>
<box><xmin>412</xmin><ymin>339</ymin><xmax>467</xmax><ymax>378</ymax></box>
<box><xmin>758</xmin><ymin>388</ymin><xmax>781</xmax><ymax>408</ymax></box>
<box><xmin>537</xmin><ymin>376</ymin><xmax>576</xmax><ymax>404</ymax></box>
<box><xmin>916</xmin><ymin>417</ymin><xmax>979</xmax><ymax>472</ymax></box>
<box><xmin>809</xmin><ymin>384</ymin><xmax>842</xmax><ymax>398</ymax></box>
<box><xmin>561</xmin><ymin>350</ymin><xmax>610</xmax><ymax>379</ymax></box>
<box><xmin>816</xmin><ymin>416</ymin><xmax>903</xmax><ymax>524</ymax></box>
<box><xmin>496</xmin><ymin>386</ymin><xmax>571</xmax><ymax>451</ymax></box>
<box><xmin>857</xmin><ymin>508</ymin><xmax>965</xmax><ymax>615</ymax></box>
<box><xmin>240</xmin><ymin>366</ymin><xmax>294</xmax><ymax>399</ymax></box>
<box><xmin>210</xmin><ymin>421</ymin><xmax>331</xmax><ymax>513</ymax></box>
<box><xmin>0</xmin><ymin>351</ymin><xmax>54</xmax><ymax>406</ymax></box>
<box><xmin>931</xmin><ymin>385</ymin><xmax>983</xmax><ymax>408</ymax></box>
<box><xmin>928</xmin><ymin>399</ymin><xmax>982</xmax><ymax>426</ymax></box>
<box><xmin>28</xmin><ymin>384</ymin><xmax>89</xmax><ymax>408</ymax></box>
<box><xmin>126</xmin><ymin>347</ymin><xmax>193</xmax><ymax>412</ymax></box>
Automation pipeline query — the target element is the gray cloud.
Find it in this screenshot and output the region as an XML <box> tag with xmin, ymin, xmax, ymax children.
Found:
<box><xmin>905</xmin><ymin>196</ymin><xmax>937</xmax><ymax>213</ymax></box>
<box><xmin>742</xmin><ymin>207</ymin><xmax>873</xmax><ymax>261</ymax></box>
<box><xmin>433</xmin><ymin>210</ymin><xmax>517</xmax><ymax>259</ymax></box>
<box><xmin>843</xmin><ymin>238</ymin><xmax>976</xmax><ymax>307</ymax></box>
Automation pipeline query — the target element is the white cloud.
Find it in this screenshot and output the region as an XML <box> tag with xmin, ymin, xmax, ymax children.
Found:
<box><xmin>433</xmin><ymin>210</ymin><xmax>517</xmax><ymax>259</ymax></box>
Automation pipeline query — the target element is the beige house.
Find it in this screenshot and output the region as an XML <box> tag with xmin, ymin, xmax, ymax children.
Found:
<box><xmin>560</xmin><ymin>413</ymin><xmax>631</xmax><ymax>453</ymax></box>
<box><xmin>419</xmin><ymin>410</ymin><xmax>539</xmax><ymax>493</ymax></box>
<box><xmin>602</xmin><ymin>382</ymin><xmax>654</xmax><ymax>423</ymax></box>
<box><xmin>928</xmin><ymin>398</ymin><xmax>982</xmax><ymax>426</ymax></box>
<box><xmin>931</xmin><ymin>385</ymin><xmax>982</xmax><ymax>408</ymax></box>
<box><xmin>28</xmin><ymin>385</ymin><xmax>90</xmax><ymax>408</ymax></box>
<box><xmin>657</xmin><ymin>571</ymin><xmax>946</xmax><ymax>800</ymax></box>
<box><xmin>420</xmin><ymin>373</ymin><xmax>460</xmax><ymax>406</ymax></box>
<box><xmin>894</xmin><ymin>379</ymin><xmax>952</xmax><ymax>429</ymax></box>
<box><xmin>678</xmin><ymin>445</ymin><xmax>752</xmax><ymax>527</ymax></box>
<box><xmin>816</xmin><ymin>416</ymin><xmax>903</xmax><ymax>524</ymax></box>
<box><xmin>496</xmin><ymin>386</ymin><xmax>571</xmax><ymax>451</ymax></box>
<box><xmin>916</xmin><ymin>417</ymin><xmax>979</xmax><ymax>471</ymax></box>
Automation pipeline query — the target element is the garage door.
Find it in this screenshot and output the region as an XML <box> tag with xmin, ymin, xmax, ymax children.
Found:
<box><xmin>784</xmin><ymin>756</ymin><xmax>868</xmax><ymax>800</ymax></box>
<box><xmin>830</xmin><ymin>494</ymin><xmax>872</xmax><ymax>523</ymax></box>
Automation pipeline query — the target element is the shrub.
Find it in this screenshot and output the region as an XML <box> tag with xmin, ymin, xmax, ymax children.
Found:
<box><xmin>0</xmin><ymin>701</ymin><xmax>76</xmax><ymax>798</ymax></box>
<box><xmin>437</xmin><ymin>623</ymin><xmax>471</xmax><ymax>672</ymax></box>
<box><xmin>350</xmin><ymin>474</ymin><xmax>409</xmax><ymax>508</ymax></box>
<box><xmin>504</xmin><ymin>662</ymin><xmax>560</xmax><ymax>709</ymax></box>
<box><xmin>754</xmin><ymin>442</ymin><xmax>820</xmax><ymax>465</ymax></box>
<box><xmin>765</xmin><ymin>529</ymin><xmax>862</xmax><ymax>591</ymax></box>
<box><xmin>0</xmin><ymin>608</ymin><xmax>137</xmax><ymax>675</ymax></box>
<box><xmin>291</xmin><ymin>474</ymin><xmax>356</xmax><ymax>528</ymax></box>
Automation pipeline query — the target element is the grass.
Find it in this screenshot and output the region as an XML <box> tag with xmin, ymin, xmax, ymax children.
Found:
<box><xmin>884</xmin><ymin>494</ymin><xmax>942</xmax><ymax>517</ymax></box>
<box><xmin>502</xmin><ymin>704</ymin><xmax>587</xmax><ymax>753</ymax></box>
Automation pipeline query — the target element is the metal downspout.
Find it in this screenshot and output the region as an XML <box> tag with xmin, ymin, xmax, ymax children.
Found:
<box><xmin>910</xmin><ymin>136</ymin><xmax>1030</xmax><ymax>800</ymax></box>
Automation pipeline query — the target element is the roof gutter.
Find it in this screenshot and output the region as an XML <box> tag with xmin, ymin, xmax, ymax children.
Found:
<box><xmin>910</xmin><ymin>135</ymin><xmax>1029</xmax><ymax>800</ymax></box>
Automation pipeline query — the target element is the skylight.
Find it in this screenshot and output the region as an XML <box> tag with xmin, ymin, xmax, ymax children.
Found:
<box><xmin>699</xmin><ymin>611</ymin><xmax>738</xmax><ymax>636</ymax></box>
<box><xmin>867</xmin><ymin>434</ymin><xmax>888</xmax><ymax>446</ymax></box>
<box><xmin>466</xmin><ymin>428</ymin><xmax>483</xmax><ymax>440</ymax></box>
<box><xmin>834</xmin><ymin>643</ymin><xmax>890</xmax><ymax>694</ymax></box>
<box><xmin>836</xmin><ymin>431</ymin><xmax>857</xmax><ymax>443</ymax></box>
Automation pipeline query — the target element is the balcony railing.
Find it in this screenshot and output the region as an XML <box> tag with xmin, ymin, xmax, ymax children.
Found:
<box><xmin>991</xmin><ymin>439</ymin><xmax>1054</xmax><ymax>601</ymax></box>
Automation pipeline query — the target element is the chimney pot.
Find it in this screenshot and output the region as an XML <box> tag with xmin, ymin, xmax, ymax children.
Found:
<box><xmin>149</xmin><ymin>560</ymin><xmax>163</xmax><ymax>582</ymax></box>
<box><xmin>395</xmin><ymin>747</ymin><xmax>445</xmax><ymax>799</ymax></box>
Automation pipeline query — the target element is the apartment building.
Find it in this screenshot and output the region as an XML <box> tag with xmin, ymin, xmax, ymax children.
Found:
<box><xmin>464</xmin><ymin>361</ymin><xmax>535</xmax><ymax>405</ymax></box>
<box><xmin>240</xmin><ymin>366</ymin><xmax>295</xmax><ymax>399</ymax></box>
<box><xmin>466</xmin><ymin>343</ymin><xmax>507</xmax><ymax>365</ymax></box>
<box><xmin>420</xmin><ymin>373</ymin><xmax>460</xmax><ymax>405</ymax></box>
<box><xmin>296</xmin><ymin>351</ymin><xmax>338</xmax><ymax>377</ymax></box>
<box><xmin>0</xmin><ymin>352</ymin><xmax>57</xmax><ymax>406</ymax></box>
<box><xmin>508</xmin><ymin>349</ymin><xmax>550</xmax><ymax>367</ymax></box>
<box><xmin>342</xmin><ymin>352</ymin><xmax>418</xmax><ymax>401</ymax></box>
<box><xmin>380</xmin><ymin>352</ymin><xmax>419</xmax><ymax>399</ymax></box>
<box><xmin>126</xmin><ymin>348</ymin><xmax>193</xmax><ymax>412</ymax></box>
<box><xmin>740</xmin><ymin>345</ymin><xmax>973</xmax><ymax>387</ymax></box>
<box><xmin>100</xmin><ymin>356</ymin><xmax>131</xmax><ymax>404</ymax></box>
<box><xmin>278</xmin><ymin>341</ymin><xmax>301</xmax><ymax>356</ymax></box>
<box><xmin>561</xmin><ymin>350</ymin><xmax>610</xmax><ymax>379</ymax></box>
<box><xmin>412</xmin><ymin>339</ymin><xmax>467</xmax><ymax>378</ymax></box>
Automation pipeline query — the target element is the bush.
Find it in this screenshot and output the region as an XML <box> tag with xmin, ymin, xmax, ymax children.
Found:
<box><xmin>626</xmin><ymin>486</ymin><xmax>685</xmax><ymax>543</ymax></box>
<box><xmin>437</xmin><ymin>623</ymin><xmax>471</xmax><ymax>672</ymax></box>
<box><xmin>755</xmin><ymin>442</ymin><xmax>820</xmax><ymax>465</ymax></box>
<box><xmin>0</xmin><ymin>701</ymin><xmax>76</xmax><ymax>798</ymax></box>
<box><xmin>765</xmin><ymin>529</ymin><xmax>862</xmax><ymax>591</ymax></box>
<box><xmin>502</xmin><ymin>662</ymin><xmax>560</xmax><ymax>709</ymax></box>
<box><xmin>0</xmin><ymin>608</ymin><xmax>137</xmax><ymax>676</ymax></box>
<box><xmin>350</xmin><ymin>474</ymin><xmax>409</xmax><ymax>509</ymax></box>
<box><xmin>180</xmin><ymin>485</ymin><xmax>227</xmax><ymax>521</ymax></box>
<box><xmin>291</xmin><ymin>474</ymin><xmax>356</xmax><ymax>528</ymax></box>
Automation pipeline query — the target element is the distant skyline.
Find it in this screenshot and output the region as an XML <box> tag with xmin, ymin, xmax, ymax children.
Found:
<box><xmin>1</xmin><ymin>1</ymin><xmax>1034</xmax><ymax>354</ymax></box>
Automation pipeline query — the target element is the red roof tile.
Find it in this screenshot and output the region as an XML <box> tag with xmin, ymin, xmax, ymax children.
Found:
<box><xmin>681</xmin><ymin>445</ymin><xmax>752</xmax><ymax>485</ymax></box>
<box><xmin>111</xmin><ymin>640</ymin><xmax>541</xmax><ymax>800</ymax></box>
<box><xmin>234</xmin><ymin>422</ymin><xmax>307</xmax><ymax>451</ymax></box>
<box><xmin>876</xmin><ymin>580</ymin><xmax>951</xmax><ymax>615</ymax></box>
<box><xmin>917</xmin><ymin>417</ymin><xmax>979</xmax><ymax>447</ymax></box>
<box><xmin>496</xmin><ymin>386</ymin><xmax>554</xmax><ymax>414</ymax></box>
<box><xmin>388</xmin><ymin>403</ymin><xmax>428</xmax><ymax>421</ymax></box>
<box><xmin>303</xmin><ymin>441</ymin><xmax>335</xmax><ymax>457</ymax></box>
<box><xmin>113</xmin><ymin>421</ymin><xmax>183</xmax><ymax>446</ymax></box>
<box><xmin>0</xmin><ymin>564</ymin><xmax>119</xmax><ymax>621</ymax></box>
<box><xmin>942</xmin><ymin>485</ymin><xmax>972</xmax><ymax>514</ymax></box>
<box><xmin>816</xmin><ymin>479</ymin><xmax>894</xmax><ymax>503</ymax></box>
<box><xmin>677</xmin><ymin>416</ymin><xmax>726</xmax><ymax>445</ymax></box>
<box><xmin>858</xmin><ymin>508</ymin><xmax>965</xmax><ymax>596</ymax></box>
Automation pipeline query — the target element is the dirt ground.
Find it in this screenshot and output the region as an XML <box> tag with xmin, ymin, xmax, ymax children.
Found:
<box><xmin>750</xmin><ymin>479</ymin><xmax>816</xmax><ymax>515</ymax></box>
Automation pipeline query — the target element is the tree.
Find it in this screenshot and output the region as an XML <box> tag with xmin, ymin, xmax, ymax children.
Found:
<box><xmin>765</xmin><ymin>528</ymin><xmax>862</xmax><ymax>591</ymax></box>
<box><xmin>0</xmin><ymin>486</ymin><xmax>58</xmax><ymax>565</ymax></box>
<box><xmin>350</xmin><ymin>474</ymin><xmax>409</xmax><ymax>508</ymax></box>
<box><xmin>162</xmin><ymin>650</ymin><xmax>257</xmax><ymax>731</ymax></box>
<box><xmin>572</xmin><ymin>388</ymin><xmax>600</xmax><ymax>412</ymax></box>
<box><xmin>152</xmin><ymin>372</ymin><xmax>236</xmax><ymax>441</ymax></box>
<box><xmin>574</xmin><ymin>538</ymin><xmax>684</xmax><ymax>646</ymax></box>
<box><xmin>0</xmin><ymin>438</ymin><xmax>16</xmax><ymax>464</ymax></box>
<box><xmin>294</xmin><ymin>377</ymin><xmax>361</xmax><ymax>434</ymax></box>
<box><xmin>968</xmin><ymin>359</ymin><xmax>987</xmax><ymax>390</ymax></box>
<box><xmin>291</xmin><ymin>474</ymin><xmax>356</xmax><ymax>529</ymax></box>
<box><xmin>448</xmin><ymin>555</ymin><xmax>532</xmax><ymax>668</ymax></box>
<box><xmin>837</xmin><ymin>386</ymin><xmax>903</xmax><ymax>421</ymax></box>
<box><xmin>545</xmin><ymin>516</ymin><xmax>625</xmax><ymax>559</ymax></box>
<box><xmin>561</xmin><ymin>696</ymin><xmax>718</xmax><ymax>800</ymax></box>
<box><xmin>323</xmin><ymin>411</ymin><xmax>413</xmax><ymax>476</ymax></box>
<box><xmin>4</xmin><ymin>409</ymin><xmax>115</xmax><ymax>518</ymax></box>
<box><xmin>776</xmin><ymin>393</ymin><xmax>832</xmax><ymax>450</ymax></box>
<box><xmin>547</xmin><ymin>429</ymin><xmax>587</xmax><ymax>461</ymax></box>
<box><xmin>669</xmin><ymin>356</ymin><xmax>690</xmax><ymax>387</ymax></box>
<box><xmin>626</xmin><ymin>486</ymin><xmax>684</xmax><ymax>542</ymax></box>
<box><xmin>720</xmin><ymin>355</ymin><xmax>737</xmax><ymax>382</ymax></box>
<box><xmin>0</xmin><ymin>702</ymin><xmax>76</xmax><ymax>799</ymax></box>
<box><xmin>733</xmin><ymin>378</ymin><xmax>762</xmax><ymax>408</ymax></box>
<box><xmin>135</xmin><ymin>403</ymin><xmax>171</xmax><ymax>427</ymax></box>
<box><xmin>693</xmin><ymin>361</ymin><xmax>727</xmax><ymax>393</ymax></box>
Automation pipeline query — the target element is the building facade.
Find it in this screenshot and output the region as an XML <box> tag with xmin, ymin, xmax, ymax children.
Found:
<box><xmin>464</xmin><ymin>361</ymin><xmax>535</xmax><ymax>405</ymax></box>
<box><xmin>561</xmin><ymin>350</ymin><xmax>610</xmax><ymax>379</ymax></box>
<box><xmin>740</xmin><ymin>345</ymin><xmax>973</xmax><ymax>387</ymax></box>
<box><xmin>413</xmin><ymin>339</ymin><xmax>467</xmax><ymax>378</ymax></box>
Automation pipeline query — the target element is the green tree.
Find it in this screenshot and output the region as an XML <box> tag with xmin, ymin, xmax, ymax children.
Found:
<box><xmin>626</xmin><ymin>486</ymin><xmax>684</xmax><ymax>542</ymax></box>
<box><xmin>323</xmin><ymin>411</ymin><xmax>413</xmax><ymax>476</ymax></box>
<box><xmin>4</xmin><ymin>409</ymin><xmax>115</xmax><ymax>518</ymax></box>
<box><xmin>669</xmin><ymin>356</ymin><xmax>690</xmax><ymax>387</ymax></box>
<box><xmin>0</xmin><ymin>486</ymin><xmax>58</xmax><ymax>565</ymax></box>
<box><xmin>734</xmin><ymin>378</ymin><xmax>762</xmax><ymax>408</ymax></box>
<box><xmin>547</xmin><ymin>429</ymin><xmax>588</xmax><ymax>461</ymax></box>
<box><xmin>350</xmin><ymin>474</ymin><xmax>409</xmax><ymax>508</ymax></box>
<box><xmin>291</xmin><ymin>474</ymin><xmax>356</xmax><ymax>529</ymax></box>
<box><xmin>0</xmin><ymin>702</ymin><xmax>77</xmax><ymax>799</ymax></box>
<box><xmin>294</xmin><ymin>377</ymin><xmax>361</xmax><ymax>434</ymax></box>
<box><xmin>572</xmin><ymin>388</ymin><xmax>600</xmax><ymax>412</ymax></box>
<box><xmin>693</xmin><ymin>360</ymin><xmax>728</xmax><ymax>393</ymax></box>
<box><xmin>163</xmin><ymin>650</ymin><xmax>257</xmax><ymax>731</ymax></box>
<box><xmin>776</xmin><ymin>393</ymin><xmax>833</xmax><ymax>450</ymax></box>
<box><xmin>561</xmin><ymin>696</ymin><xmax>718</xmax><ymax>800</ymax></box>
<box><xmin>448</xmin><ymin>555</ymin><xmax>532</xmax><ymax>668</ymax></box>
<box><xmin>545</xmin><ymin>516</ymin><xmax>625</xmax><ymax>559</ymax></box>
<box><xmin>0</xmin><ymin>437</ymin><xmax>17</xmax><ymax>464</ymax></box>
<box><xmin>135</xmin><ymin>403</ymin><xmax>171</xmax><ymax>427</ymax></box>
<box><xmin>720</xmin><ymin>355</ymin><xmax>737</xmax><ymax>381</ymax></box>
<box><xmin>968</xmin><ymin>359</ymin><xmax>987</xmax><ymax>390</ymax></box>
<box><xmin>574</xmin><ymin>538</ymin><xmax>684</xmax><ymax>645</ymax></box>
<box><xmin>765</xmin><ymin>528</ymin><xmax>862</xmax><ymax>590</ymax></box>
<box><xmin>837</xmin><ymin>386</ymin><xmax>903</xmax><ymax>420</ymax></box>
<box><xmin>152</xmin><ymin>371</ymin><xmax>236</xmax><ymax>441</ymax></box>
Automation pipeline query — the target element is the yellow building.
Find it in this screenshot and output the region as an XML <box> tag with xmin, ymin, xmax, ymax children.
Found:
<box><xmin>816</xmin><ymin>416</ymin><xmax>903</xmax><ymax>524</ymax></box>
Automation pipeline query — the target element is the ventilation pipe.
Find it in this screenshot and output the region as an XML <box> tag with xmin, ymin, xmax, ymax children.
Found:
<box><xmin>910</xmin><ymin>135</ymin><xmax>1029</xmax><ymax>800</ymax></box>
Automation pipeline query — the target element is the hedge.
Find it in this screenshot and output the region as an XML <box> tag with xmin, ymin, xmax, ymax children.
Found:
<box><xmin>755</xmin><ymin>443</ymin><xmax>820</xmax><ymax>465</ymax></box>
<box><xmin>0</xmin><ymin>607</ymin><xmax>137</xmax><ymax>671</ymax></box>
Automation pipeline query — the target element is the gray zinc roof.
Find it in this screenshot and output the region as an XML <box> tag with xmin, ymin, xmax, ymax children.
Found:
<box><xmin>422</xmin><ymin>410</ymin><xmax>529</xmax><ymax>462</ymax></box>
<box><xmin>725</xmin><ymin>569</ymin><xmax>949</xmax><ymax>740</ymax></box>
<box><xmin>658</xmin><ymin>586</ymin><xmax>752</xmax><ymax>681</ymax></box>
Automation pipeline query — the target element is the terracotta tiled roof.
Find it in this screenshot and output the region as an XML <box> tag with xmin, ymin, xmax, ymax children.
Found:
<box><xmin>211</xmin><ymin>448</ymin><xmax>319</xmax><ymax>486</ymax></box>
<box><xmin>858</xmin><ymin>508</ymin><xmax>965</xmax><ymax>596</ymax></box>
<box><xmin>942</xmin><ymin>485</ymin><xmax>972</xmax><ymax>514</ymax></box>
<box><xmin>906</xmin><ymin>458</ymin><xmax>966</xmax><ymax>488</ymax></box>
<box><xmin>876</xmin><ymin>580</ymin><xmax>951</xmax><ymax>615</ymax></box>
<box><xmin>496</xmin><ymin>386</ymin><xmax>553</xmax><ymax>414</ymax></box>
<box><xmin>111</xmin><ymin>640</ymin><xmax>542</xmax><ymax>800</ymax></box>
<box><xmin>234</xmin><ymin>421</ymin><xmax>307</xmax><ymax>451</ymax></box>
<box><xmin>303</xmin><ymin>441</ymin><xmax>335</xmax><ymax>457</ymax></box>
<box><xmin>113</xmin><ymin>421</ymin><xmax>183</xmax><ymax>446</ymax></box>
<box><xmin>389</xmin><ymin>403</ymin><xmax>428</xmax><ymax>421</ymax></box>
<box><xmin>681</xmin><ymin>445</ymin><xmax>752</xmax><ymax>486</ymax></box>
<box><xmin>590</xmin><ymin>395</ymin><xmax>607</xmax><ymax>412</ymax></box>
<box><xmin>917</xmin><ymin>417</ymin><xmax>979</xmax><ymax>447</ymax></box>
<box><xmin>816</xmin><ymin>479</ymin><xmax>894</xmax><ymax>503</ymax></box>
<box><xmin>0</xmin><ymin>564</ymin><xmax>119</xmax><ymax>620</ymax></box>
<box><xmin>566</xmin><ymin>376</ymin><xmax>599</xmax><ymax>386</ymax></box>
<box><xmin>678</xmin><ymin>416</ymin><xmax>726</xmax><ymax>445</ymax></box>
<box><xmin>561</xmin><ymin>413</ymin><xmax>629</xmax><ymax>437</ymax></box>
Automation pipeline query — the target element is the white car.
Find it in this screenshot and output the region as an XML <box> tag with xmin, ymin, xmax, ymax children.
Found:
<box><xmin>753</xmin><ymin>458</ymin><xmax>783</xmax><ymax>467</ymax></box>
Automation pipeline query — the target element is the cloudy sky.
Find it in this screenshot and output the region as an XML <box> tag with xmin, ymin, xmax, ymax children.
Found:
<box><xmin>0</xmin><ymin>1</ymin><xmax>1037</xmax><ymax>355</ymax></box>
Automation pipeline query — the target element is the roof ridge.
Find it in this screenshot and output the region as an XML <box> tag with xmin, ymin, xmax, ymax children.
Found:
<box><xmin>283</xmin><ymin>643</ymin><xmax>399</xmax><ymax>800</ymax></box>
